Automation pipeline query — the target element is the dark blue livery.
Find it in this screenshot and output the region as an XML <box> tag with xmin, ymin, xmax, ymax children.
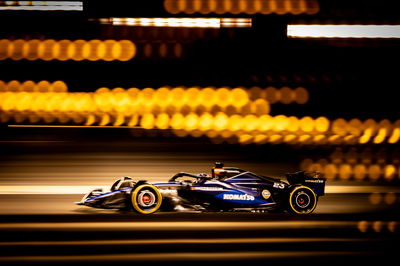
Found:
<box><xmin>76</xmin><ymin>162</ymin><xmax>326</xmax><ymax>214</ymax></box>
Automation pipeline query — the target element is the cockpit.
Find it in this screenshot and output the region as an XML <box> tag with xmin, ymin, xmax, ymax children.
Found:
<box><xmin>110</xmin><ymin>176</ymin><xmax>135</xmax><ymax>191</ymax></box>
<box><xmin>211</xmin><ymin>162</ymin><xmax>246</xmax><ymax>180</ymax></box>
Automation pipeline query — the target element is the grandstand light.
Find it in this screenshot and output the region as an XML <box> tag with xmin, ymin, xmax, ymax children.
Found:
<box><xmin>288</xmin><ymin>25</ymin><xmax>400</xmax><ymax>38</ymax></box>
<box><xmin>0</xmin><ymin>1</ymin><xmax>83</xmax><ymax>11</ymax></box>
<box><xmin>96</xmin><ymin>17</ymin><xmax>252</xmax><ymax>28</ymax></box>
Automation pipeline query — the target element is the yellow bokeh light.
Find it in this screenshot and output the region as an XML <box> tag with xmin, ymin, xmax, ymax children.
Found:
<box><xmin>113</xmin><ymin>113</ymin><xmax>125</xmax><ymax>126</ymax></box>
<box><xmin>0</xmin><ymin>39</ymin><xmax>9</xmax><ymax>60</ymax></box>
<box><xmin>252</xmin><ymin>98</ymin><xmax>270</xmax><ymax>115</ymax></box>
<box><xmin>273</xmin><ymin>115</ymin><xmax>289</xmax><ymax>131</ymax></box>
<box><xmin>0</xmin><ymin>80</ymin><xmax>5</xmax><ymax>91</ymax></box>
<box><xmin>184</xmin><ymin>112</ymin><xmax>199</xmax><ymax>130</ymax></box>
<box><xmin>170</xmin><ymin>113</ymin><xmax>185</xmax><ymax>129</ymax></box>
<box><xmin>254</xmin><ymin>134</ymin><xmax>268</xmax><ymax>145</ymax></box>
<box><xmin>383</xmin><ymin>164</ymin><xmax>396</xmax><ymax>181</ymax></box>
<box><xmin>69</xmin><ymin>39</ymin><xmax>85</xmax><ymax>61</ymax></box>
<box><xmin>0</xmin><ymin>39</ymin><xmax>136</xmax><ymax>61</ymax></box>
<box><xmin>299</xmin><ymin>116</ymin><xmax>314</xmax><ymax>132</ymax></box>
<box><xmin>199</xmin><ymin>113</ymin><xmax>214</xmax><ymax>130</ymax></box>
<box><xmin>338</xmin><ymin>164</ymin><xmax>352</xmax><ymax>180</ymax></box>
<box><xmin>373</xmin><ymin>128</ymin><xmax>387</xmax><ymax>144</ymax></box>
<box><xmin>3</xmin><ymin>86</ymin><xmax>399</xmax><ymax>147</ymax></box>
<box><xmin>140</xmin><ymin>113</ymin><xmax>155</xmax><ymax>129</ymax></box>
<box><xmin>37</xmin><ymin>80</ymin><xmax>51</xmax><ymax>92</ymax></box>
<box><xmin>230</xmin><ymin>87</ymin><xmax>249</xmax><ymax>107</ymax></box>
<box><xmin>198</xmin><ymin>87</ymin><xmax>216</xmax><ymax>107</ymax></box>
<box><xmin>298</xmin><ymin>134</ymin><xmax>311</xmax><ymax>143</ymax></box>
<box><xmin>239</xmin><ymin>134</ymin><xmax>253</xmax><ymax>145</ymax></box>
<box><xmin>127</xmin><ymin>115</ymin><xmax>138</xmax><ymax>127</ymax></box>
<box><xmin>169</xmin><ymin>87</ymin><xmax>186</xmax><ymax>106</ymax></box>
<box><xmin>315</xmin><ymin>116</ymin><xmax>329</xmax><ymax>132</ymax></box>
<box><xmin>9</xmin><ymin>39</ymin><xmax>24</xmax><ymax>60</ymax></box>
<box><xmin>269</xmin><ymin>134</ymin><xmax>283</xmax><ymax>143</ymax></box>
<box><xmin>243</xmin><ymin>114</ymin><xmax>259</xmax><ymax>132</ymax></box>
<box><xmin>155</xmin><ymin>113</ymin><xmax>170</xmax><ymax>129</ymax></box>
<box><xmin>25</xmin><ymin>39</ymin><xmax>40</xmax><ymax>61</ymax></box>
<box><xmin>214</xmin><ymin>112</ymin><xmax>229</xmax><ymax>130</ymax></box>
<box><xmin>284</xmin><ymin>134</ymin><xmax>297</xmax><ymax>143</ymax></box>
<box><xmin>388</xmin><ymin>128</ymin><xmax>400</xmax><ymax>144</ymax></box>
<box><xmin>293</xmin><ymin>87</ymin><xmax>309</xmax><ymax>104</ymax></box>
<box><xmin>368</xmin><ymin>164</ymin><xmax>381</xmax><ymax>181</ymax></box>
<box><xmin>313</xmin><ymin>134</ymin><xmax>326</xmax><ymax>144</ymax></box>
<box><xmin>6</xmin><ymin>80</ymin><xmax>21</xmax><ymax>91</ymax></box>
<box><xmin>227</xmin><ymin>114</ymin><xmax>244</xmax><ymax>131</ymax></box>
<box><xmin>154</xmin><ymin>87</ymin><xmax>171</xmax><ymax>107</ymax></box>
<box><xmin>353</xmin><ymin>164</ymin><xmax>367</xmax><ymax>181</ymax></box>
<box><xmin>99</xmin><ymin>114</ymin><xmax>110</xmax><ymax>126</ymax></box>
<box><xmin>258</xmin><ymin>114</ymin><xmax>273</xmax><ymax>131</ymax></box>
<box><xmin>85</xmin><ymin>114</ymin><xmax>96</xmax><ymax>126</ymax></box>
<box><xmin>52</xmin><ymin>80</ymin><xmax>68</xmax><ymax>92</ymax></box>
<box><xmin>21</xmin><ymin>80</ymin><xmax>35</xmax><ymax>92</ymax></box>
<box><xmin>363</xmin><ymin>118</ymin><xmax>378</xmax><ymax>136</ymax></box>
<box><xmin>215</xmin><ymin>87</ymin><xmax>231</xmax><ymax>107</ymax></box>
<box><xmin>139</xmin><ymin>88</ymin><xmax>155</xmax><ymax>106</ymax></box>
<box><xmin>265</xmin><ymin>86</ymin><xmax>280</xmax><ymax>104</ymax></box>
<box><xmin>348</xmin><ymin>118</ymin><xmax>362</xmax><ymax>136</ymax></box>
<box><xmin>324</xmin><ymin>164</ymin><xmax>338</xmax><ymax>180</ymax></box>
<box><xmin>163</xmin><ymin>0</ymin><xmax>319</xmax><ymax>15</ymax></box>
<box><xmin>38</xmin><ymin>39</ymin><xmax>56</xmax><ymax>61</ymax></box>
<box><xmin>359</xmin><ymin>128</ymin><xmax>372</xmax><ymax>144</ymax></box>
<box><xmin>308</xmin><ymin>163</ymin><xmax>322</xmax><ymax>173</ymax></box>
<box><xmin>185</xmin><ymin>87</ymin><xmax>200</xmax><ymax>106</ymax></box>
<box><xmin>280</xmin><ymin>86</ymin><xmax>294</xmax><ymax>104</ymax></box>
<box><xmin>332</xmin><ymin>118</ymin><xmax>347</xmax><ymax>136</ymax></box>
<box><xmin>55</xmin><ymin>39</ymin><xmax>72</xmax><ymax>61</ymax></box>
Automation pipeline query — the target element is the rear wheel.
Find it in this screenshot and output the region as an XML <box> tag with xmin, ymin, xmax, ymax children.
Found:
<box><xmin>287</xmin><ymin>186</ymin><xmax>317</xmax><ymax>214</ymax></box>
<box><xmin>131</xmin><ymin>184</ymin><xmax>162</xmax><ymax>214</ymax></box>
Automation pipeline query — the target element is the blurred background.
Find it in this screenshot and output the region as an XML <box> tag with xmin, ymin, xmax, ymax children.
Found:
<box><xmin>0</xmin><ymin>0</ymin><xmax>399</xmax><ymax>265</ymax></box>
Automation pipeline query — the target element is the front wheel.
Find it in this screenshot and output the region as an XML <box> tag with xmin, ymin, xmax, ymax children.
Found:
<box><xmin>287</xmin><ymin>186</ymin><xmax>317</xmax><ymax>214</ymax></box>
<box><xmin>131</xmin><ymin>184</ymin><xmax>162</xmax><ymax>214</ymax></box>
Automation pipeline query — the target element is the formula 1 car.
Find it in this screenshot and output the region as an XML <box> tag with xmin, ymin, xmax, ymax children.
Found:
<box><xmin>76</xmin><ymin>162</ymin><xmax>326</xmax><ymax>214</ymax></box>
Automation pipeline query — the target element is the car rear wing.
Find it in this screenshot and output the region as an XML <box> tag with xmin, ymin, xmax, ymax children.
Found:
<box><xmin>285</xmin><ymin>171</ymin><xmax>326</xmax><ymax>196</ymax></box>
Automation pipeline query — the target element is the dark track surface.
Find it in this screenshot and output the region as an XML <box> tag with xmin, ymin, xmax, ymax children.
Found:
<box><xmin>0</xmin><ymin>211</ymin><xmax>398</xmax><ymax>265</ymax></box>
<box><xmin>0</xmin><ymin>137</ymin><xmax>399</xmax><ymax>265</ymax></box>
<box><xmin>0</xmin><ymin>194</ymin><xmax>399</xmax><ymax>265</ymax></box>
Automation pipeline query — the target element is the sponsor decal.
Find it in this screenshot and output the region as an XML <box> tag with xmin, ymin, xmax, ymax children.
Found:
<box><xmin>273</xmin><ymin>183</ymin><xmax>285</xmax><ymax>189</ymax></box>
<box><xmin>304</xmin><ymin>179</ymin><xmax>324</xmax><ymax>183</ymax></box>
<box><xmin>223</xmin><ymin>193</ymin><xmax>255</xmax><ymax>201</ymax></box>
<box><xmin>261</xmin><ymin>189</ymin><xmax>271</xmax><ymax>199</ymax></box>
<box><xmin>159</xmin><ymin>188</ymin><xmax>177</xmax><ymax>194</ymax></box>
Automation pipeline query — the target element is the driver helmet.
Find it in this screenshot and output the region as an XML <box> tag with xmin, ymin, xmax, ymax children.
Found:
<box><xmin>197</xmin><ymin>173</ymin><xmax>209</xmax><ymax>178</ymax></box>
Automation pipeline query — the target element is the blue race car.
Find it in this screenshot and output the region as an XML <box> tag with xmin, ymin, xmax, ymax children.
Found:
<box><xmin>76</xmin><ymin>162</ymin><xmax>326</xmax><ymax>214</ymax></box>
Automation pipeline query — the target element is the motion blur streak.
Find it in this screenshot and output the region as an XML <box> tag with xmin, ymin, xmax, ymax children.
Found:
<box><xmin>0</xmin><ymin>1</ymin><xmax>83</xmax><ymax>11</ymax></box>
<box><xmin>1</xmin><ymin>185</ymin><xmax>398</xmax><ymax>194</ymax></box>
<box><xmin>0</xmin><ymin>221</ymin><xmax>357</xmax><ymax>230</ymax></box>
<box><xmin>0</xmin><ymin>80</ymin><xmax>68</xmax><ymax>92</ymax></box>
<box><xmin>0</xmin><ymin>39</ymin><xmax>136</xmax><ymax>61</ymax></box>
<box><xmin>287</xmin><ymin>25</ymin><xmax>400</xmax><ymax>38</ymax></box>
<box><xmin>163</xmin><ymin>0</ymin><xmax>320</xmax><ymax>15</ymax></box>
<box><xmin>0</xmin><ymin>251</ymin><xmax>372</xmax><ymax>262</ymax></box>
<box><xmin>0</xmin><ymin>237</ymin><xmax>369</xmax><ymax>246</ymax></box>
<box><xmin>97</xmin><ymin>18</ymin><xmax>252</xmax><ymax>28</ymax></box>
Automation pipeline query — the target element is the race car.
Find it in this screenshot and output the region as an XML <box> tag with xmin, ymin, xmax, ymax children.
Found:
<box><xmin>76</xmin><ymin>162</ymin><xmax>326</xmax><ymax>214</ymax></box>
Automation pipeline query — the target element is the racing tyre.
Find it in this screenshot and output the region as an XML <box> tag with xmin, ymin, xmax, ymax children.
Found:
<box><xmin>131</xmin><ymin>184</ymin><xmax>162</xmax><ymax>214</ymax></box>
<box><xmin>287</xmin><ymin>186</ymin><xmax>317</xmax><ymax>214</ymax></box>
